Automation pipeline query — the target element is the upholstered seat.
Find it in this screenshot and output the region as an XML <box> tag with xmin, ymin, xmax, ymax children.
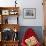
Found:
<box><xmin>21</xmin><ymin>28</ymin><xmax>41</xmax><ymax>46</ymax></box>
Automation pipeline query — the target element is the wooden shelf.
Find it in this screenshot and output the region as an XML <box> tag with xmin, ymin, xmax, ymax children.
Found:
<box><xmin>0</xmin><ymin>7</ymin><xmax>20</xmax><ymax>46</ymax></box>
<box><xmin>2</xmin><ymin>40</ymin><xmax>19</xmax><ymax>42</ymax></box>
<box><xmin>0</xmin><ymin>7</ymin><xmax>19</xmax><ymax>16</ymax></box>
<box><xmin>1</xmin><ymin>40</ymin><xmax>19</xmax><ymax>46</ymax></box>
<box><xmin>0</xmin><ymin>7</ymin><xmax>19</xmax><ymax>24</ymax></box>
<box><xmin>0</xmin><ymin>7</ymin><xmax>18</xmax><ymax>9</ymax></box>
<box><xmin>0</xmin><ymin>24</ymin><xmax>20</xmax><ymax>32</ymax></box>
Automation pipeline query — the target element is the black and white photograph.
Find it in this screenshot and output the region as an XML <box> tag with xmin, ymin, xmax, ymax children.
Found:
<box><xmin>23</xmin><ymin>8</ymin><xmax>36</xmax><ymax>19</ymax></box>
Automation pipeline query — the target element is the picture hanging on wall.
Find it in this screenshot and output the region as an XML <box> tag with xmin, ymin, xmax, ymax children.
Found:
<box><xmin>23</xmin><ymin>8</ymin><xmax>36</xmax><ymax>19</ymax></box>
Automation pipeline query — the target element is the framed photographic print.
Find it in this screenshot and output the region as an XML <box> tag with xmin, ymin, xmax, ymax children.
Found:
<box><xmin>23</xmin><ymin>8</ymin><xmax>36</xmax><ymax>19</ymax></box>
<box><xmin>2</xmin><ymin>10</ymin><xmax>9</xmax><ymax>15</ymax></box>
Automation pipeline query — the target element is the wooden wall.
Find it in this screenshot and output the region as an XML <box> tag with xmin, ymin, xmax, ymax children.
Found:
<box><xmin>43</xmin><ymin>0</ymin><xmax>46</xmax><ymax>46</ymax></box>
<box><xmin>43</xmin><ymin>0</ymin><xmax>46</xmax><ymax>27</ymax></box>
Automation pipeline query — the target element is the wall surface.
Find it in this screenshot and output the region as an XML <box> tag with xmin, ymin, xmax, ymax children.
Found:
<box><xmin>0</xmin><ymin>0</ymin><xmax>44</xmax><ymax>26</ymax></box>
<box><xmin>18</xmin><ymin>0</ymin><xmax>44</xmax><ymax>26</ymax></box>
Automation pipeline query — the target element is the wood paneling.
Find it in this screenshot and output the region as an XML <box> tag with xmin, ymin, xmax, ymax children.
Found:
<box><xmin>43</xmin><ymin>0</ymin><xmax>46</xmax><ymax>45</ymax></box>
<box><xmin>43</xmin><ymin>0</ymin><xmax>46</xmax><ymax>26</ymax></box>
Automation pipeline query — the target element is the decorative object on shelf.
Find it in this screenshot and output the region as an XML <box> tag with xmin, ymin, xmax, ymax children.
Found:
<box><xmin>9</xmin><ymin>10</ymin><xmax>18</xmax><ymax>15</ymax></box>
<box><xmin>2</xmin><ymin>10</ymin><xmax>9</xmax><ymax>15</ymax></box>
<box><xmin>23</xmin><ymin>8</ymin><xmax>36</xmax><ymax>19</ymax></box>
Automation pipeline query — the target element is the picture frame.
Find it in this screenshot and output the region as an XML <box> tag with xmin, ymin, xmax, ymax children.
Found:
<box><xmin>23</xmin><ymin>8</ymin><xmax>36</xmax><ymax>19</ymax></box>
<box><xmin>2</xmin><ymin>10</ymin><xmax>9</xmax><ymax>15</ymax></box>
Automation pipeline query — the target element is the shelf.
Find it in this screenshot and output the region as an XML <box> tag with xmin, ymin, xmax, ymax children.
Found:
<box><xmin>0</xmin><ymin>24</ymin><xmax>20</xmax><ymax>32</ymax></box>
<box><xmin>2</xmin><ymin>40</ymin><xmax>19</xmax><ymax>43</ymax></box>
<box><xmin>1</xmin><ymin>40</ymin><xmax>19</xmax><ymax>46</ymax></box>
<box><xmin>0</xmin><ymin>7</ymin><xmax>20</xmax><ymax>46</ymax></box>
<box><xmin>0</xmin><ymin>7</ymin><xmax>19</xmax><ymax>15</ymax></box>
<box><xmin>0</xmin><ymin>7</ymin><xmax>19</xmax><ymax>16</ymax></box>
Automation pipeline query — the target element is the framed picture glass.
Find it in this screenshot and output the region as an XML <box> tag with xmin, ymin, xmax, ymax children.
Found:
<box><xmin>23</xmin><ymin>8</ymin><xmax>36</xmax><ymax>19</ymax></box>
<box><xmin>2</xmin><ymin>10</ymin><xmax>9</xmax><ymax>15</ymax></box>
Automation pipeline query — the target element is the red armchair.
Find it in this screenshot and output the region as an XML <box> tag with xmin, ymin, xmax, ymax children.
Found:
<box><xmin>21</xmin><ymin>28</ymin><xmax>41</xmax><ymax>46</ymax></box>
